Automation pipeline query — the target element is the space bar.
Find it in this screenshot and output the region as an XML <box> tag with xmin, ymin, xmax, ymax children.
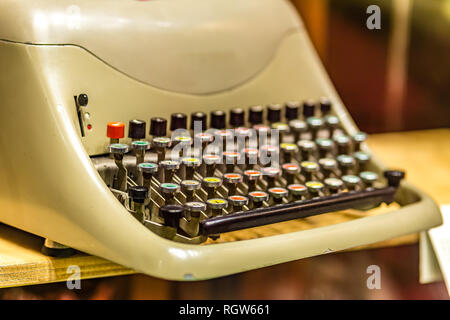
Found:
<box><xmin>199</xmin><ymin>187</ymin><xmax>397</xmax><ymax>236</ymax></box>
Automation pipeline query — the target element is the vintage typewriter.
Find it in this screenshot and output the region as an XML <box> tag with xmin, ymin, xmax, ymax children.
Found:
<box><xmin>0</xmin><ymin>0</ymin><xmax>442</xmax><ymax>280</ymax></box>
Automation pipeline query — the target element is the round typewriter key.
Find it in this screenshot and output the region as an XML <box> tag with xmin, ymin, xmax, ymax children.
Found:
<box><xmin>259</xmin><ymin>144</ymin><xmax>279</xmax><ymax>167</ymax></box>
<box><xmin>181</xmin><ymin>180</ymin><xmax>201</xmax><ymax>201</ymax></box>
<box><xmin>170</xmin><ymin>113</ymin><xmax>187</xmax><ymax>131</ymax></box>
<box><xmin>305</xmin><ymin>181</ymin><xmax>325</xmax><ymax>196</ymax></box>
<box><xmin>128</xmin><ymin>186</ymin><xmax>148</xmax><ymax>204</ymax></box>
<box><xmin>352</xmin><ymin>132</ymin><xmax>367</xmax><ymax>151</ymax></box>
<box><xmin>206</xmin><ymin>198</ymin><xmax>228</xmax><ymax>217</ymax></box>
<box><xmin>303</xmin><ymin>100</ymin><xmax>315</xmax><ymax>118</ymax></box>
<box><xmin>324</xmin><ymin>177</ymin><xmax>344</xmax><ymax>194</ymax></box>
<box><xmin>107</xmin><ymin>122</ymin><xmax>125</xmax><ymax>144</ymax></box>
<box><xmin>138</xmin><ymin>162</ymin><xmax>158</xmax><ymax>174</ymax></box>
<box><xmin>342</xmin><ymin>175</ymin><xmax>361</xmax><ymax>190</ymax></box>
<box><xmin>280</xmin><ymin>143</ymin><xmax>298</xmax><ymax>163</ymax></box>
<box><xmin>289</xmin><ymin>119</ymin><xmax>307</xmax><ymax>142</ymax></box>
<box><xmin>337</xmin><ymin>154</ymin><xmax>355</xmax><ymax>175</ymax></box>
<box><xmin>319</xmin><ymin>97</ymin><xmax>332</xmax><ymax>115</ymax></box>
<box><xmin>150</xmin><ymin>117</ymin><xmax>167</xmax><ymax>138</ymax></box>
<box><xmin>282</xmin><ymin>163</ymin><xmax>300</xmax><ymax>184</ymax></box>
<box><xmin>384</xmin><ymin>170</ymin><xmax>405</xmax><ymax>187</ymax></box>
<box><xmin>325</xmin><ymin>115</ymin><xmax>340</xmax><ymax>138</ymax></box>
<box><xmin>159</xmin><ymin>205</ymin><xmax>184</xmax><ymax>229</ymax></box>
<box><xmin>243</xmin><ymin>148</ymin><xmax>259</xmax><ymax>168</ymax></box>
<box><xmin>184</xmin><ymin>201</ymin><xmax>206</xmax><ymax>218</ymax></box>
<box><xmin>228</xmin><ymin>195</ymin><xmax>249</xmax><ymax>212</ymax></box>
<box><xmin>235</xmin><ymin>127</ymin><xmax>252</xmax><ymax>138</ymax></box>
<box><xmin>268</xmin><ymin>187</ymin><xmax>288</xmax><ymax>203</ymax></box>
<box><xmin>315</xmin><ymin>138</ymin><xmax>333</xmax><ymax>158</ymax></box>
<box><xmin>210</xmin><ymin>110</ymin><xmax>226</xmax><ymax>129</ymax></box>
<box><xmin>297</xmin><ymin>140</ymin><xmax>316</xmax><ymax>161</ymax></box>
<box><xmin>253</xmin><ymin>124</ymin><xmax>271</xmax><ymax>146</ymax></box>
<box><xmin>223</xmin><ymin>173</ymin><xmax>243</xmax><ymax>196</ymax></box>
<box><xmin>300</xmin><ymin>161</ymin><xmax>318</xmax><ymax>181</ymax></box>
<box><xmin>194</xmin><ymin>132</ymin><xmax>214</xmax><ymax>147</ymax></box>
<box><xmin>160</xmin><ymin>160</ymin><xmax>180</xmax><ymax>183</ymax></box>
<box><xmin>223</xmin><ymin>151</ymin><xmax>240</xmax><ymax>172</ymax></box>
<box><xmin>319</xmin><ymin>158</ymin><xmax>337</xmax><ymax>177</ymax></box>
<box><xmin>202</xmin><ymin>177</ymin><xmax>222</xmax><ymax>199</ymax></box>
<box><xmin>285</xmin><ymin>101</ymin><xmax>300</xmax><ymax>120</ymax></box>
<box><xmin>335</xmin><ymin>135</ymin><xmax>351</xmax><ymax>155</ymax></box>
<box><xmin>230</xmin><ymin>108</ymin><xmax>245</xmax><ymax>128</ymax></box>
<box><xmin>261</xmin><ymin>167</ymin><xmax>281</xmax><ymax>188</ymax></box>
<box><xmin>287</xmin><ymin>184</ymin><xmax>307</xmax><ymax>200</ymax></box>
<box><xmin>128</xmin><ymin>119</ymin><xmax>146</xmax><ymax>140</ymax></box>
<box><xmin>181</xmin><ymin>157</ymin><xmax>201</xmax><ymax>180</ymax></box>
<box><xmin>272</xmin><ymin>121</ymin><xmax>289</xmax><ymax>136</ymax></box>
<box><xmin>109</xmin><ymin>143</ymin><xmax>129</xmax><ymax>155</ymax></box>
<box><xmin>249</xmin><ymin>105</ymin><xmax>263</xmax><ymax>125</ymax></box>
<box><xmin>152</xmin><ymin>136</ymin><xmax>171</xmax><ymax>162</ymax></box>
<box><xmin>248</xmin><ymin>191</ymin><xmax>269</xmax><ymax>207</ymax></box>
<box><xmin>160</xmin><ymin>183</ymin><xmax>180</xmax><ymax>204</ymax></box>
<box><xmin>132</xmin><ymin>141</ymin><xmax>150</xmax><ymax>165</ymax></box>
<box><xmin>244</xmin><ymin>170</ymin><xmax>262</xmax><ymax>192</ymax></box>
<box><xmin>267</xmin><ymin>104</ymin><xmax>282</xmax><ymax>123</ymax></box>
<box><xmin>360</xmin><ymin>171</ymin><xmax>378</xmax><ymax>188</ymax></box>
<box><xmin>173</xmin><ymin>135</ymin><xmax>192</xmax><ymax>145</ymax></box>
<box><xmin>203</xmin><ymin>154</ymin><xmax>221</xmax><ymax>176</ymax></box>
<box><xmin>172</xmin><ymin>135</ymin><xmax>192</xmax><ymax>158</ymax></box>
<box><xmin>307</xmin><ymin>117</ymin><xmax>324</xmax><ymax>140</ymax></box>
<box><xmin>191</xmin><ymin>111</ymin><xmax>207</xmax><ymax>131</ymax></box>
<box><xmin>354</xmin><ymin>151</ymin><xmax>371</xmax><ymax>171</ymax></box>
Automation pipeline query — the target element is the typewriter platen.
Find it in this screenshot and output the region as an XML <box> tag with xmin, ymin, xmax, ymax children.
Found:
<box><xmin>0</xmin><ymin>0</ymin><xmax>442</xmax><ymax>280</ymax></box>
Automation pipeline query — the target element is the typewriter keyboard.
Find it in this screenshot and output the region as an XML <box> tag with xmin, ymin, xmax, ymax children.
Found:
<box><xmin>93</xmin><ymin>99</ymin><xmax>405</xmax><ymax>244</ymax></box>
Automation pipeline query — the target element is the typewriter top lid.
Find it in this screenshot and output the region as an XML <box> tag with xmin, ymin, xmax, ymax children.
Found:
<box><xmin>0</xmin><ymin>0</ymin><xmax>302</xmax><ymax>94</ymax></box>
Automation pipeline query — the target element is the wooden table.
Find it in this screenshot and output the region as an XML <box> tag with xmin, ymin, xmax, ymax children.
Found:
<box><xmin>0</xmin><ymin>129</ymin><xmax>448</xmax><ymax>288</ymax></box>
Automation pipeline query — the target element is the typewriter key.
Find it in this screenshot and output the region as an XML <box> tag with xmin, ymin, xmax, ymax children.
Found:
<box><xmin>181</xmin><ymin>180</ymin><xmax>201</xmax><ymax>202</ymax></box>
<box><xmin>307</xmin><ymin>117</ymin><xmax>324</xmax><ymax>140</ymax></box>
<box><xmin>210</xmin><ymin>110</ymin><xmax>226</xmax><ymax>129</ymax></box>
<box><xmin>132</xmin><ymin>141</ymin><xmax>149</xmax><ymax>166</ymax></box>
<box><xmin>181</xmin><ymin>157</ymin><xmax>201</xmax><ymax>180</ymax></box>
<box><xmin>160</xmin><ymin>183</ymin><xmax>180</xmax><ymax>204</ymax></box>
<box><xmin>337</xmin><ymin>154</ymin><xmax>356</xmax><ymax>175</ymax></box>
<box><xmin>109</xmin><ymin>143</ymin><xmax>129</xmax><ymax>191</ymax></box>
<box><xmin>203</xmin><ymin>154</ymin><xmax>221</xmax><ymax>176</ymax></box>
<box><xmin>289</xmin><ymin>119</ymin><xmax>307</xmax><ymax>142</ymax></box>
<box><xmin>268</xmin><ymin>187</ymin><xmax>288</xmax><ymax>204</ymax></box>
<box><xmin>248</xmin><ymin>191</ymin><xmax>269</xmax><ymax>207</ymax></box>
<box><xmin>128</xmin><ymin>119</ymin><xmax>146</xmax><ymax>140</ymax></box>
<box><xmin>249</xmin><ymin>105</ymin><xmax>263</xmax><ymax>125</ymax></box>
<box><xmin>342</xmin><ymin>175</ymin><xmax>361</xmax><ymax>190</ymax></box>
<box><xmin>128</xmin><ymin>186</ymin><xmax>148</xmax><ymax>222</ymax></box>
<box><xmin>223</xmin><ymin>173</ymin><xmax>243</xmax><ymax>196</ymax></box>
<box><xmin>244</xmin><ymin>170</ymin><xmax>262</xmax><ymax>192</ymax></box>
<box><xmin>282</xmin><ymin>163</ymin><xmax>300</xmax><ymax>185</ymax></box>
<box><xmin>335</xmin><ymin>135</ymin><xmax>351</xmax><ymax>155</ymax></box>
<box><xmin>287</xmin><ymin>184</ymin><xmax>307</xmax><ymax>201</ymax></box>
<box><xmin>325</xmin><ymin>115</ymin><xmax>340</xmax><ymax>139</ymax></box>
<box><xmin>243</xmin><ymin>148</ymin><xmax>259</xmax><ymax>169</ymax></box>
<box><xmin>305</xmin><ymin>181</ymin><xmax>325</xmax><ymax>197</ymax></box>
<box><xmin>107</xmin><ymin>122</ymin><xmax>125</xmax><ymax>145</ymax></box>
<box><xmin>206</xmin><ymin>198</ymin><xmax>228</xmax><ymax>217</ymax></box>
<box><xmin>285</xmin><ymin>101</ymin><xmax>300</xmax><ymax>120</ymax></box>
<box><xmin>352</xmin><ymin>132</ymin><xmax>367</xmax><ymax>151</ymax></box>
<box><xmin>280</xmin><ymin>143</ymin><xmax>298</xmax><ymax>163</ymax></box>
<box><xmin>138</xmin><ymin>162</ymin><xmax>158</xmax><ymax>195</ymax></box>
<box><xmin>261</xmin><ymin>167</ymin><xmax>282</xmax><ymax>188</ymax></box>
<box><xmin>303</xmin><ymin>100</ymin><xmax>315</xmax><ymax>118</ymax></box>
<box><xmin>230</xmin><ymin>108</ymin><xmax>245</xmax><ymax>128</ymax></box>
<box><xmin>297</xmin><ymin>140</ymin><xmax>316</xmax><ymax>161</ymax></box>
<box><xmin>324</xmin><ymin>177</ymin><xmax>344</xmax><ymax>194</ymax></box>
<box><xmin>315</xmin><ymin>138</ymin><xmax>333</xmax><ymax>158</ymax></box>
<box><xmin>150</xmin><ymin>117</ymin><xmax>167</xmax><ymax>138</ymax></box>
<box><xmin>300</xmin><ymin>161</ymin><xmax>319</xmax><ymax>182</ymax></box>
<box><xmin>384</xmin><ymin>170</ymin><xmax>405</xmax><ymax>187</ymax></box>
<box><xmin>184</xmin><ymin>201</ymin><xmax>206</xmax><ymax>219</ymax></box>
<box><xmin>191</xmin><ymin>112</ymin><xmax>207</xmax><ymax>131</ymax></box>
<box><xmin>228</xmin><ymin>195</ymin><xmax>249</xmax><ymax>212</ymax></box>
<box><xmin>202</xmin><ymin>177</ymin><xmax>223</xmax><ymax>199</ymax></box>
<box><xmin>260</xmin><ymin>144</ymin><xmax>279</xmax><ymax>167</ymax></box>
<box><xmin>359</xmin><ymin>171</ymin><xmax>378</xmax><ymax>188</ymax></box>
<box><xmin>172</xmin><ymin>135</ymin><xmax>192</xmax><ymax>158</ymax></box>
<box><xmin>267</xmin><ymin>104</ymin><xmax>282</xmax><ymax>123</ymax></box>
<box><xmin>354</xmin><ymin>151</ymin><xmax>371</xmax><ymax>171</ymax></box>
<box><xmin>223</xmin><ymin>151</ymin><xmax>240</xmax><ymax>172</ymax></box>
<box><xmin>319</xmin><ymin>98</ymin><xmax>332</xmax><ymax>115</ymax></box>
<box><xmin>160</xmin><ymin>160</ymin><xmax>180</xmax><ymax>183</ymax></box>
<box><xmin>152</xmin><ymin>136</ymin><xmax>171</xmax><ymax>163</ymax></box>
<box><xmin>272</xmin><ymin>122</ymin><xmax>290</xmax><ymax>143</ymax></box>
<box><xmin>253</xmin><ymin>124</ymin><xmax>271</xmax><ymax>146</ymax></box>
<box><xmin>159</xmin><ymin>205</ymin><xmax>184</xmax><ymax>229</ymax></box>
<box><xmin>170</xmin><ymin>113</ymin><xmax>187</xmax><ymax>131</ymax></box>
<box><xmin>194</xmin><ymin>132</ymin><xmax>214</xmax><ymax>156</ymax></box>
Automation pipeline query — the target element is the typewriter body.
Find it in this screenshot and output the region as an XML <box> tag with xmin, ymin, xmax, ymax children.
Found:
<box><xmin>0</xmin><ymin>0</ymin><xmax>442</xmax><ymax>280</ymax></box>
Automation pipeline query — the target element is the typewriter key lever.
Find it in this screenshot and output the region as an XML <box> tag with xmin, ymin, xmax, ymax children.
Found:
<box><xmin>199</xmin><ymin>170</ymin><xmax>404</xmax><ymax>236</ymax></box>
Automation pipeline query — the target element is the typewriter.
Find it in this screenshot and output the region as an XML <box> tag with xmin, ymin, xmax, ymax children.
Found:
<box><xmin>0</xmin><ymin>0</ymin><xmax>442</xmax><ymax>280</ymax></box>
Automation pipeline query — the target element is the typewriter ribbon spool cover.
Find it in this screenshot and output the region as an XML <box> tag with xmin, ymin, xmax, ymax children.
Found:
<box><xmin>0</xmin><ymin>0</ymin><xmax>442</xmax><ymax>280</ymax></box>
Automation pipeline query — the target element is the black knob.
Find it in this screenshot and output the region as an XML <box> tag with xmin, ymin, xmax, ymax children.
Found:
<box><xmin>159</xmin><ymin>204</ymin><xmax>184</xmax><ymax>228</ymax></box>
<box><xmin>248</xmin><ymin>106</ymin><xmax>263</xmax><ymax>125</ymax></box>
<box><xmin>170</xmin><ymin>113</ymin><xmax>187</xmax><ymax>131</ymax></box>
<box><xmin>77</xmin><ymin>93</ymin><xmax>88</xmax><ymax>107</ymax></box>
<box><xmin>191</xmin><ymin>112</ymin><xmax>207</xmax><ymax>131</ymax></box>
<box><xmin>319</xmin><ymin>98</ymin><xmax>332</xmax><ymax>115</ymax></box>
<box><xmin>267</xmin><ymin>104</ymin><xmax>281</xmax><ymax>123</ymax></box>
<box><xmin>128</xmin><ymin>119</ymin><xmax>146</xmax><ymax>139</ymax></box>
<box><xmin>128</xmin><ymin>186</ymin><xmax>148</xmax><ymax>203</ymax></box>
<box><xmin>229</xmin><ymin>108</ymin><xmax>245</xmax><ymax>127</ymax></box>
<box><xmin>285</xmin><ymin>102</ymin><xmax>299</xmax><ymax>120</ymax></box>
<box><xmin>210</xmin><ymin>110</ymin><xmax>226</xmax><ymax>129</ymax></box>
<box><xmin>303</xmin><ymin>100</ymin><xmax>315</xmax><ymax>118</ymax></box>
<box><xmin>150</xmin><ymin>117</ymin><xmax>167</xmax><ymax>137</ymax></box>
<box><xmin>384</xmin><ymin>170</ymin><xmax>405</xmax><ymax>188</ymax></box>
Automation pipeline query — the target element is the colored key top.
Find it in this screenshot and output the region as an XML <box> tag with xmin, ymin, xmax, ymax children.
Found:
<box><xmin>202</xmin><ymin>177</ymin><xmax>223</xmax><ymax>199</ymax></box>
<box><xmin>243</xmin><ymin>170</ymin><xmax>262</xmax><ymax>192</ymax></box>
<box><xmin>289</xmin><ymin>119</ymin><xmax>307</xmax><ymax>142</ymax></box>
<box><xmin>109</xmin><ymin>143</ymin><xmax>128</xmax><ymax>191</ymax></box>
<box><xmin>305</xmin><ymin>181</ymin><xmax>325</xmax><ymax>196</ymax></box>
<box><xmin>352</xmin><ymin>132</ymin><xmax>367</xmax><ymax>151</ymax></box>
<box><xmin>287</xmin><ymin>184</ymin><xmax>307</xmax><ymax>201</ymax></box>
<box><xmin>132</xmin><ymin>140</ymin><xmax>149</xmax><ymax>165</ymax></box>
<box><xmin>107</xmin><ymin>122</ymin><xmax>125</xmax><ymax>144</ymax></box>
<box><xmin>319</xmin><ymin>158</ymin><xmax>337</xmax><ymax>177</ymax></box>
<box><xmin>306</xmin><ymin>117</ymin><xmax>324</xmax><ymax>140</ymax></box>
<box><xmin>325</xmin><ymin>115</ymin><xmax>340</xmax><ymax>138</ymax></box>
<box><xmin>228</xmin><ymin>195</ymin><xmax>249</xmax><ymax>212</ymax></box>
<box><xmin>300</xmin><ymin>161</ymin><xmax>318</xmax><ymax>182</ymax></box>
<box><xmin>297</xmin><ymin>140</ymin><xmax>315</xmax><ymax>161</ymax></box>
<box><xmin>180</xmin><ymin>180</ymin><xmax>201</xmax><ymax>202</ymax></box>
<box><xmin>282</xmin><ymin>163</ymin><xmax>300</xmax><ymax>185</ymax></box>
<box><xmin>206</xmin><ymin>198</ymin><xmax>228</xmax><ymax>217</ymax></box>
<box><xmin>324</xmin><ymin>177</ymin><xmax>344</xmax><ymax>194</ymax></box>
<box><xmin>280</xmin><ymin>143</ymin><xmax>298</xmax><ymax>163</ymax></box>
<box><xmin>248</xmin><ymin>191</ymin><xmax>269</xmax><ymax>207</ymax></box>
<box><xmin>261</xmin><ymin>167</ymin><xmax>281</xmax><ymax>188</ymax></box>
<box><xmin>268</xmin><ymin>187</ymin><xmax>288</xmax><ymax>203</ymax></box>
<box><xmin>354</xmin><ymin>151</ymin><xmax>371</xmax><ymax>171</ymax></box>
<box><xmin>360</xmin><ymin>171</ymin><xmax>378</xmax><ymax>188</ymax></box>
<box><xmin>223</xmin><ymin>151</ymin><xmax>240</xmax><ymax>172</ymax></box>
<box><xmin>337</xmin><ymin>154</ymin><xmax>356</xmax><ymax>175</ymax></box>
<box><xmin>223</xmin><ymin>173</ymin><xmax>243</xmax><ymax>196</ymax></box>
<box><xmin>152</xmin><ymin>136</ymin><xmax>171</xmax><ymax>162</ymax></box>
<box><xmin>181</xmin><ymin>157</ymin><xmax>201</xmax><ymax>180</ymax></box>
<box><xmin>160</xmin><ymin>160</ymin><xmax>180</xmax><ymax>183</ymax></box>
<box><xmin>342</xmin><ymin>175</ymin><xmax>361</xmax><ymax>190</ymax></box>
<box><xmin>160</xmin><ymin>182</ymin><xmax>180</xmax><ymax>205</ymax></box>
<box><xmin>138</xmin><ymin>162</ymin><xmax>158</xmax><ymax>195</ymax></box>
<box><xmin>315</xmin><ymin>138</ymin><xmax>333</xmax><ymax>158</ymax></box>
<box><xmin>335</xmin><ymin>135</ymin><xmax>351</xmax><ymax>155</ymax></box>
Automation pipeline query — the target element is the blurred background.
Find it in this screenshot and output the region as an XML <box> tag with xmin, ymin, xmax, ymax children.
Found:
<box><xmin>0</xmin><ymin>0</ymin><xmax>449</xmax><ymax>300</ymax></box>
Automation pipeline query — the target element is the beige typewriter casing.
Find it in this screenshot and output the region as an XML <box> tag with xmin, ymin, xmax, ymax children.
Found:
<box><xmin>0</xmin><ymin>0</ymin><xmax>442</xmax><ymax>280</ymax></box>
